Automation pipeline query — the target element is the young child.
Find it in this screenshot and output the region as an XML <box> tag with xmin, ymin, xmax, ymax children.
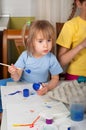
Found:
<box><xmin>56</xmin><ymin>0</ymin><xmax>86</xmax><ymax>82</ymax></box>
<box><xmin>0</xmin><ymin>20</ymin><xmax>63</xmax><ymax>112</ymax></box>
<box><xmin>1</xmin><ymin>20</ymin><xmax>62</xmax><ymax>94</ymax></box>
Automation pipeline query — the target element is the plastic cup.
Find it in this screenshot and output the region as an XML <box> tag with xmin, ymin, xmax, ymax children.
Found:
<box><xmin>70</xmin><ymin>102</ymin><xmax>85</xmax><ymax>121</ymax></box>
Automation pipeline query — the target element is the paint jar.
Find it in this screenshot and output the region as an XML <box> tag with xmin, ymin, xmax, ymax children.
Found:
<box><xmin>23</xmin><ymin>89</ymin><xmax>29</xmax><ymax>97</ymax></box>
<box><xmin>33</xmin><ymin>83</ymin><xmax>42</xmax><ymax>91</ymax></box>
<box><xmin>42</xmin><ymin>116</ymin><xmax>58</xmax><ymax>130</ymax></box>
<box><xmin>70</xmin><ymin>97</ymin><xmax>85</xmax><ymax>121</ymax></box>
<box><xmin>70</xmin><ymin>103</ymin><xmax>85</xmax><ymax>121</ymax></box>
<box><xmin>59</xmin><ymin>124</ymin><xmax>71</xmax><ymax>130</ymax></box>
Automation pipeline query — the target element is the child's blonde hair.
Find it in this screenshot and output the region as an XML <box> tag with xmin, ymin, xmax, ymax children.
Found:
<box><xmin>22</xmin><ymin>20</ymin><xmax>56</xmax><ymax>54</ymax></box>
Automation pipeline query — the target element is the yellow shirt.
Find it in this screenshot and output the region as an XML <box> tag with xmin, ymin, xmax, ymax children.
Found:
<box><xmin>56</xmin><ymin>16</ymin><xmax>86</xmax><ymax>76</ymax></box>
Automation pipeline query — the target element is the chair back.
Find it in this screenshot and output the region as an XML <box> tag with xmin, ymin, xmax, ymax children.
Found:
<box><xmin>56</xmin><ymin>22</ymin><xmax>64</xmax><ymax>38</ymax></box>
<box><xmin>2</xmin><ymin>29</ymin><xmax>28</xmax><ymax>78</ymax></box>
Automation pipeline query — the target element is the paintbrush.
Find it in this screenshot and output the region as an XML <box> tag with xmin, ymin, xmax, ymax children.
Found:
<box><xmin>0</xmin><ymin>63</ymin><xmax>21</xmax><ymax>70</ymax></box>
<box><xmin>13</xmin><ymin>115</ymin><xmax>40</xmax><ymax>128</ymax></box>
<box><xmin>0</xmin><ymin>63</ymin><xmax>10</xmax><ymax>67</ymax></box>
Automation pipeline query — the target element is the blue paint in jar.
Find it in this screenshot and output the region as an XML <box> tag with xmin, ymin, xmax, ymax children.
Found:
<box><xmin>33</xmin><ymin>83</ymin><xmax>42</xmax><ymax>91</ymax></box>
<box><xmin>70</xmin><ymin>103</ymin><xmax>84</xmax><ymax>121</ymax></box>
<box><xmin>23</xmin><ymin>89</ymin><xmax>29</xmax><ymax>97</ymax></box>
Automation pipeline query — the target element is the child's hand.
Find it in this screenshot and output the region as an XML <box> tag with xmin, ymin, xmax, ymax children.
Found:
<box><xmin>37</xmin><ymin>83</ymin><xmax>48</xmax><ymax>95</ymax></box>
<box><xmin>37</xmin><ymin>75</ymin><xmax>59</xmax><ymax>95</ymax></box>
<box><xmin>8</xmin><ymin>64</ymin><xmax>22</xmax><ymax>81</ymax></box>
<box><xmin>8</xmin><ymin>64</ymin><xmax>17</xmax><ymax>74</ymax></box>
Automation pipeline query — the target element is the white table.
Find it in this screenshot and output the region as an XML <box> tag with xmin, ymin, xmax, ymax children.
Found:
<box><xmin>1</xmin><ymin>82</ymin><xmax>86</xmax><ymax>130</ymax></box>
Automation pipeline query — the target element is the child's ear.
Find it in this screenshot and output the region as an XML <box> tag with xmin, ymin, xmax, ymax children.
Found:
<box><xmin>76</xmin><ymin>0</ymin><xmax>82</xmax><ymax>8</ymax></box>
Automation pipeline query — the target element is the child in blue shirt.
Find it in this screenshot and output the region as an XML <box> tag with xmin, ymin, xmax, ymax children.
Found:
<box><xmin>0</xmin><ymin>20</ymin><xmax>63</xmax><ymax>112</ymax></box>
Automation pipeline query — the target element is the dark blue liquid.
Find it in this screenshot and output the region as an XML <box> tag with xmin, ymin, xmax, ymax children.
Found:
<box><xmin>23</xmin><ymin>89</ymin><xmax>29</xmax><ymax>97</ymax></box>
<box><xmin>33</xmin><ymin>83</ymin><xmax>40</xmax><ymax>91</ymax></box>
<box><xmin>70</xmin><ymin>104</ymin><xmax>84</xmax><ymax>121</ymax></box>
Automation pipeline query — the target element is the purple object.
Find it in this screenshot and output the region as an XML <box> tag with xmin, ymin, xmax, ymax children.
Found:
<box><xmin>46</xmin><ymin>118</ymin><xmax>53</xmax><ymax>124</ymax></box>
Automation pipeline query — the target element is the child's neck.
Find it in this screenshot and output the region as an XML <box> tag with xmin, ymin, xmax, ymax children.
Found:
<box><xmin>79</xmin><ymin>13</ymin><xmax>86</xmax><ymax>20</ymax></box>
<box><xmin>32</xmin><ymin>53</ymin><xmax>44</xmax><ymax>58</ymax></box>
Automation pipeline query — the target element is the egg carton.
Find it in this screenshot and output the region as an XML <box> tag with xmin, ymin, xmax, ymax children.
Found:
<box><xmin>48</xmin><ymin>80</ymin><xmax>86</xmax><ymax>105</ymax></box>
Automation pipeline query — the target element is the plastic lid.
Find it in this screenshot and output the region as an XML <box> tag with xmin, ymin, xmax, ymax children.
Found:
<box><xmin>33</xmin><ymin>83</ymin><xmax>40</xmax><ymax>91</ymax></box>
<box><xmin>68</xmin><ymin>127</ymin><xmax>71</xmax><ymax>130</ymax></box>
<box><xmin>46</xmin><ymin>118</ymin><xmax>53</xmax><ymax>124</ymax></box>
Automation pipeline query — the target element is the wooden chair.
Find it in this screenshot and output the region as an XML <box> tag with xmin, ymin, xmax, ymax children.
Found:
<box><xmin>2</xmin><ymin>29</ymin><xmax>28</xmax><ymax>78</ymax></box>
<box><xmin>56</xmin><ymin>22</ymin><xmax>64</xmax><ymax>38</ymax></box>
<box><xmin>56</xmin><ymin>22</ymin><xmax>65</xmax><ymax>80</ymax></box>
<box><xmin>15</xmin><ymin>39</ymin><xmax>26</xmax><ymax>55</ymax></box>
<box><xmin>56</xmin><ymin>22</ymin><xmax>64</xmax><ymax>58</ymax></box>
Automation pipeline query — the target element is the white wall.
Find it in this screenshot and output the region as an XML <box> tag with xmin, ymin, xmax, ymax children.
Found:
<box><xmin>60</xmin><ymin>0</ymin><xmax>73</xmax><ymax>22</ymax></box>
<box><xmin>1</xmin><ymin>0</ymin><xmax>33</xmax><ymax>16</ymax></box>
<box><xmin>1</xmin><ymin>0</ymin><xmax>74</xmax><ymax>23</ymax></box>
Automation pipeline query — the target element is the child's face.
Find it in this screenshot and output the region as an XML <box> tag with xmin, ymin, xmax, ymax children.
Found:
<box><xmin>32</xmin><ymin>32</ymin><xmax>52</xmax><ymax>57</ymax></box>
<box><xmin>77</xmin><ymin>0</ymin><xmax>86</xmax><ymax>13</ymax></box>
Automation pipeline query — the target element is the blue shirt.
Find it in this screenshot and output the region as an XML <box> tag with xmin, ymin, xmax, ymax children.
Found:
<box><xmin>15</xmin><ymin>51</ymin><xmax>63</xmax><ymax>83</ymax></box>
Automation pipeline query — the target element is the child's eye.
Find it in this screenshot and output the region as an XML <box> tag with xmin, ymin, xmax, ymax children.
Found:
<box><xmin>38</xmin><ymin>40</ymin><xmax>43</xmax><ymax>43</ymax></box>
<box><xmin>47</xmin><ymin>39</ymin><xmax>51</xmax><ymax>42</ymax></box>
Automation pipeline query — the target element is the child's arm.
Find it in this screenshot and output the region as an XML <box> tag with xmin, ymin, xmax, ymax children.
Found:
<box><xmin>8</xmin><ymin>64</ymin><xmax>23</xmax><ymax>81</ymax></box>
<box><xmin>58</xmin><ymin>38</ymin><xmax>86</xmax><ymax>67</ymax></box>
<box><xmin>37</xmin><ymin>75</ymin><xmax>59</xmax><ymax>95</ymax></box>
